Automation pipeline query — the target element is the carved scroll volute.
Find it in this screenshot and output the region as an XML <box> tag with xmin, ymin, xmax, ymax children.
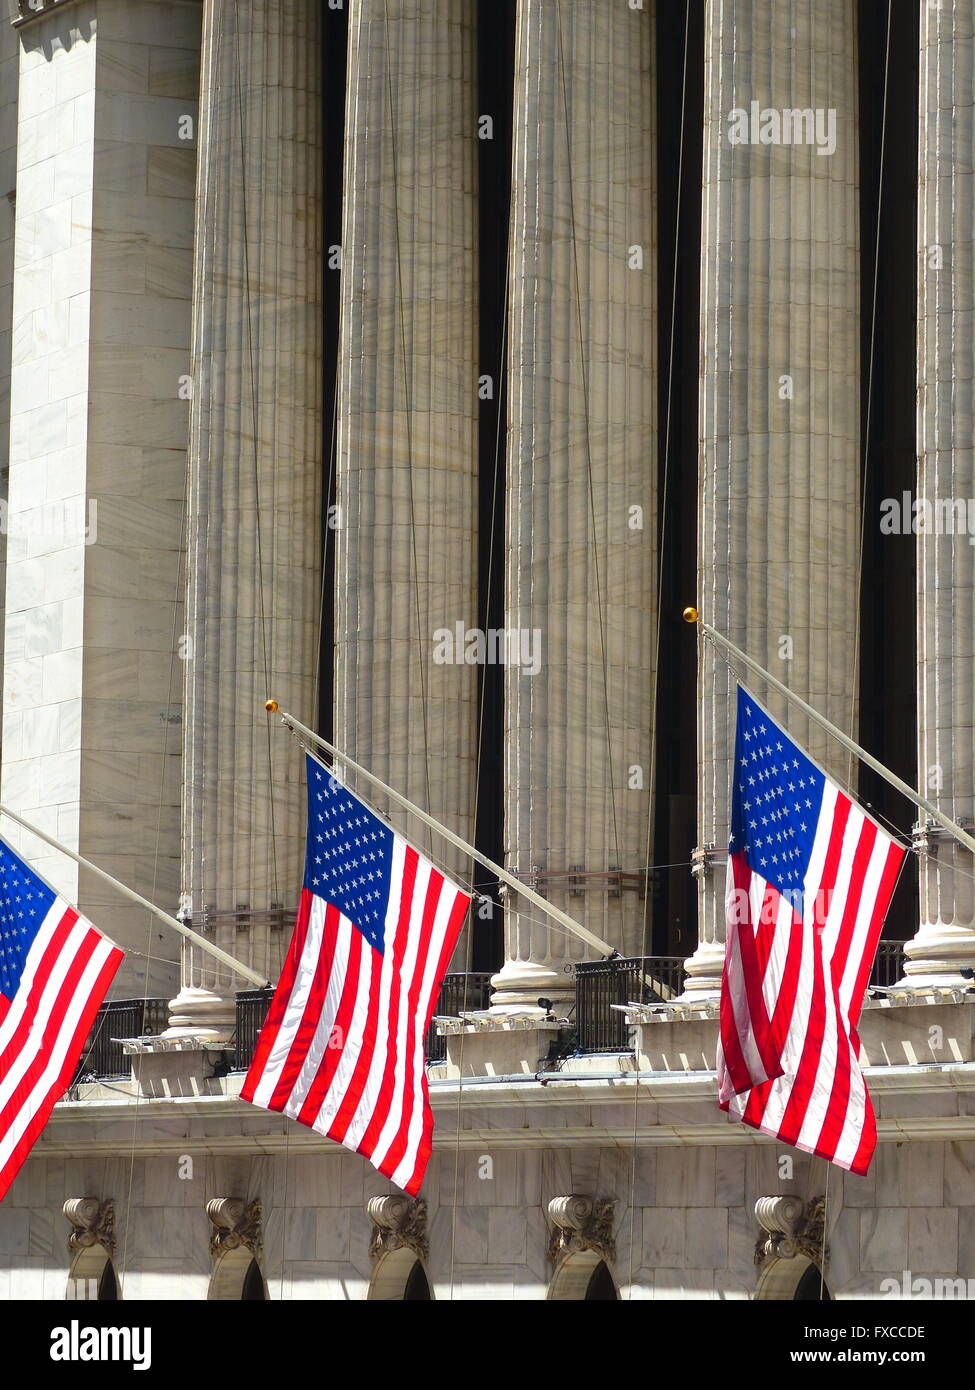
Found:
<box><xmin>63</xmin><ymin>1197</ymin><xmax>115</xmax><ymax>1255</ymax></box>
<box><xmin>367</xmin><ymin>1194</ymin><xmax>428</xmax><ymax>1261</ymax></box>
<box><xmin>547</xmin><ymin>1194</ymin><xmax>617</xmax><ymax>1263</ymax></box>
<box><xmin>206</xmin><ymin>1197</ymin><xmax>262</xmax><ymax>1258</ymax></box>
<box><xmin>754</xmin><ymin>1194</ymin><xmax>829</xmax><ymax>1266</ymax></box>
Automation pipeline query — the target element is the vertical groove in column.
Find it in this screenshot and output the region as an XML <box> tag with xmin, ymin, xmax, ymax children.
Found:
<box><xmin>175</xmin><ymin>0</ymin><xmax>323</xmax><ymax>1033</ymax></box>
<box><xmin>333</xmin><ymin>0</ymin><xmax>479</xmax><ymax>950</ymax></box>
<box><xmin>905</xmin><ymin>0</ymin><xmax>975</xmax><ymax>985</ymax></box>
<box><xmin>332</xmin><ymin>0</ymin><xmax>478</xmax><ymax>978</ymax></box>
<box><xmin>494</xmin><ymin>0</ymin><xmax>657</xmax><ymax>1012</ymax></box>
<box><xmin>685</xmin><ymin>0</ymin><xmax>860</xmax><ymax>997</ymax></box>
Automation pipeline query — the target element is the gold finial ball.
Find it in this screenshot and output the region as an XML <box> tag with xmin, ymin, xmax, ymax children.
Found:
<box><xmin>265</xmin><ymin>699</ymin><xmax>279</xmax><ymax>713</ymax></box>
<box><xmin>682</xmin><ymin>606</ymin><xmax>700</xmax><ymax>624</ymax></box>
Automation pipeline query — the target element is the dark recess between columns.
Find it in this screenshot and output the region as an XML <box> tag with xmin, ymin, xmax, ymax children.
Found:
<box><xmin>471</xmin><ymin>0</ymin><xmax>515</xmax><ymax>973</ymax></box>
<box><xmin>318</xmin><ymin>2</ymin><xmax>349</xmax><ymax>746</ymax></box>
<box><xmin>651</xmin><ymin>0</ymin><xmax>703</xmax><ymax>960</ymax></box>
<box><xmin>857</xmin><ymin>0</ymin><xmax>919</xmax><ymax>942</ymax></box>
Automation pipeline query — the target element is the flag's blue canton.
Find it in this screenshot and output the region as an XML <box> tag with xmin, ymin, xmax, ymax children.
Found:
<box><xmin>0</xmin><ymin>840</ymin><xmax>56</xmax><ymax>1002</ymax></box>
<box><xmin>730</xmin><ymin>689</ymin><xmax>826</xmax><ymax>906</ymax></box>
<box><xmin>304</xmin><ymin>755</ymin><xmax>394</xmax><ymax>954</ymax></box>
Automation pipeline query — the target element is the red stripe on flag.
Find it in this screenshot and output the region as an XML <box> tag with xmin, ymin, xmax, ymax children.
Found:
<box><xmin>327</xmin><ymin>849</ymin><xmax>420</xmax><ymax>1146</ymax></box>
<box><xmin>356</xmin><ymin>862</ymin><xmax>442</xmax><ymax>1166</ymax></box>
<box><xmin>772</xmin><ymin>797</ymin><xmax>852</xmax><ymax>1144</ymax></box>
<box><xmin>267</xmin><ymin>903</ymin><xmax>341</xmax><ymax>1112</ymax></box>
<box><xmin>810</xmin><ymin>823</ymin><xmax>880</xmax><ymax>1162</ymax></box>
<box><xmin>848</xmin><ymin>1092</ymin><xmax>879</xmax><ymax>1176</ymax></box>
<box><xmin>400</xmin><ymin>888</ymin><xmax>471</xmax><ymax>1196</ymax></box>
<box><xmin>374</xmin><ymin>872</ymin><xmax>447</xmax><ymax>1181</ymax></box>
<box><xmin>241</xmin><ymin>889</ymin><xmax>315</xmax><ymax>1104</ymax></box>
<box><xmin>0</xmin><ymin>940</ymin><xmax>122</xmax><ymax>1204</ymax></box>
<box><xmin>295</xmin><ymin>921</ymin><xmax>365</xmax><ymax>1127</ymax></box>
<box><xmin>0</xmin><ymin>911</ymin><xmax>81</xmax><ymax>1083</ymax></box>
<box><xmin>765</xmin><ymin>910</ymin><xmax>805</xmax><ymax>1063</ymax></box>
<box><xmin>849</xmin><ymin>843</ymin><xmax>904</xmax><ymax>1029</ymax></box>
<box><xmin>733</xmin><ymin>858</ymin><xmax>782</xmax><ymax>1082</ymax></box>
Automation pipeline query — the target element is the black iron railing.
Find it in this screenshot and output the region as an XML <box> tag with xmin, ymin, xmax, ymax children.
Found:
<box><xmin>72</xmin><ymin>998</ymin><xmax>169</xmax><ymax>1081</ymax></box>
<box><xmin>234</xmin><ymin>987</ymin><xmax>276</xmax><ymax>1071</ymax></box>
<box><xmin>575</xmin><ymin>956</ymin><xmax>685</xmax><ymax>1053</ymax></box>
<box><xmin>424</xmin><ymin>972</ymin><xmax>494</xmax><ymax>1064</ymax></box>
<box><xmin>575</xmin><ymin>942</ymin><xmax>909</xmax><ymax>1054</ymax></box>
<box><xmin>870</xmin><ymin>940</ymin><xmax>906</xmax><ymax>989</ymax></box>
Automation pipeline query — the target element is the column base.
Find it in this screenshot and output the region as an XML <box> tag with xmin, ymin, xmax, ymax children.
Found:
<box><xmin>677</xmin><ymin>937</ymin><xmax>725</xmax><ymax>1002</ymax></box>
<box><xmin>896</xmin><ymin>923</ymin><xmax>975</xmax><ymax>991</ymax></box>
<box><xmin>163</xmin><ymin>986</ymin><xmax>237</xmax><ymax>1043</ymax></box>
<box><xmin>489</xmin><ymin>959</ymin><xmax>575</xmax><ymax>1018</ymax></box>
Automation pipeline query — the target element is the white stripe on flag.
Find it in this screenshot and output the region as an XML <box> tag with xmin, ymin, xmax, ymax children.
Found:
<box><xmin>0</xmin><ymin>934</ymin><xmax>117</xmax><ymax>1175</ymax></box>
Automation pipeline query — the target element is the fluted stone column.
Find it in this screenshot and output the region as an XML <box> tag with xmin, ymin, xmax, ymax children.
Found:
<box><xmin>333</xmin><ymin>0</ymin><xmax>479</xmax><ymax>961</ymax></box>
<box><xmin>902</xmin><ymin>0</ymin><xmax>975</xmax><ymax>988</ymax></box>
<box><xmin>493</xmin><ymin>0</ymin><xmax>657</xmax><ymax>1013</ymax></box>
<box><xmin>169</xmin><ymin>0</ymin><xmax>322</xmax><ymax>1037</ymax></box>
<box><xmin>684</xmin><ymin>0</ymin><xmax>861</xmax><ymax>997</ymax></box>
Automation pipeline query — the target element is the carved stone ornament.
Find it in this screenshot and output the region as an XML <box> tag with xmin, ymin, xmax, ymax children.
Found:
<box><xmin>206</xmin><ymin>1197</ymin><xmax>262</xmax><ymax>1259</ymax></box>
<box><xmin>547</xmin><ymin>1194</ymin><xmax>617</xmax><ymax>1264</ymax></box>
<box><xmin>367</xmin><ymin>1194</ymin><xmax>428</xmax><ymax>1262</ymax></box>
<box><xmin>63</xmin><ymin>1197</ymin><xmax>115</xmax><ymax>1256</ymax></box>
<box><xmin>754</xmin><ymin>1194</ymin><xmax>829</xmax><ymax>1266</ymax></box>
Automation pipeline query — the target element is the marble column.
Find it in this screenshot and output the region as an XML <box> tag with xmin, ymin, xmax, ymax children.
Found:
<box><xmin>901</xmin><ymin>0</ymin><xmax>975</xmax><ymax>988</ymax></box>
<box><xmin>333</xmin><ymin>0</ymin><xmax>479</xmax><ymax>962</ymax></box>
<box><xmin>493</xmin><ymin>0</ymin><xmax>657</xmax><ymax>1013</ymax></box>
<box><xmin>169</xmin><ymin>0</ymin><xmax>322</xmax><ymax>1037</ymax></box>
<box><xmin>683</xmin><ymin>0</ymin><xmax>861</xmax><ymax>997</ymax></box>
<box><xmin>2</xmin><ymin>0</ymin><xmax>201</xmax><ymax>1002</ymax></box>
<box><xmin>0</xmin><ymin>6</ymin><xmax>18</xmax><ymax>671</ymax></box>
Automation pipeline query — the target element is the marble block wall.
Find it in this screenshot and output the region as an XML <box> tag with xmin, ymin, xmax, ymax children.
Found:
<box><xmin>1</xmin><ymin>0</ymin><xmax>201</xmax><ymax>997</ymax></box>
<box><xmin>3</xmin><ymin>1136</ymin><xmax>974</xmax><ymax>1299</ymax></box>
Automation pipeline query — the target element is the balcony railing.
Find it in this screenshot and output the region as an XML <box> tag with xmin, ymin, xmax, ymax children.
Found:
<box><xmin>69</xmin><ymin>943</ymin><xmax>911</xmax><ymax>1081</ymax></box>
<box><xmin>574</xmin><ymin>943</ymin><xmax>909</xmax><ymax>1053</ymax></box>
<box><xmin>575</xmin><ymin>956</ymin><xmax>685</xmax><ymax>1054</ymax></box>
<box><xmin>870</xmin><ymin>940</ymin><xmax>906</xmax><ymax>989</ymax></box>
<box><xmin>234</xmin><ymin>987</ymin><xmax>276</xmax><ymax>1071</ymax></box>
<box><xmin>230</xmin><ymin>975</ymin><xmax>494</xmax><ymax>1072</ymax></box>
<box><xmin>425</xmin><ymin>972</ymin><xmax>494</xmax><ymax>1064</ymax></box>
<box><xmin>72</xmin><ymin>998</ymin><xmax>169</xmax><ymax>1082</ymax></box>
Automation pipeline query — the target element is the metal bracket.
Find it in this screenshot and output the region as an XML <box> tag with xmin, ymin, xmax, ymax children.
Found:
<box><xmin>912</xmin><ymin>818</ymin><xmax>975</xmax><ymax>858</ymax></box>
<box><xmin>691</xmin><ymin>844</ymin><xmax>715</xmax><ymax>880</ymax></box>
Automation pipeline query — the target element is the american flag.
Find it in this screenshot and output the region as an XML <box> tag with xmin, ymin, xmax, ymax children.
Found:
<box><xmin>0</xmin><ymin>837</ymin><xmax>123</xmax><ymax>1203</ymax></box>
<box><xmin>717</xmin><ymin>686</ymin><xmax>905</xmax><ymax>1174</ymax></box>
<box><xmin>242</xmin><ymin>753</ymin><xmax>471</xmax><ymax>1195</ymax></box>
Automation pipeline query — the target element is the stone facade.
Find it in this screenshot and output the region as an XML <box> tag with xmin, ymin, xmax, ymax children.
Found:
<box><xmin>2</xmin><ymin>998</ymin><xmax>974</xmax><ymax>1299</ymax></box>
<box><xmin>1</xmin><ymin>0</ymin><xmax>975</xmax><ymax>1305</ymax></box>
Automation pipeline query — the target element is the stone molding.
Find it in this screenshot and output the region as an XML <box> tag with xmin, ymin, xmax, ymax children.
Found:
<box><xmin>547</xmin><ymin>1194</ymin><xmax>616</xmax><ymax>1264</ymax></box>
<box><xmin>754</xmin><ymin>1194</ymin><xmax>829</xmax><ymax>1266</ymax></box>
<box><xmin>206</xmin><ymin>1198</ymin><xmax>262</xmax><ymax>1260</ymax></box>
<box><xmin>63</xmin><ymin>1198</ymin><xmax>115</xmax><ymax>1256</ymax></box>
<box><xmin>367</xmin><ymin>1195</ymin><xmax>428</xmax><ymax>1262</ymax></box>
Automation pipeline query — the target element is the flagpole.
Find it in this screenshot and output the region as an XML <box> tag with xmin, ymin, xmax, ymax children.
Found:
<box><xmin>684</xmin><ymin>608</ymin><xmax>975</xmax><ymax>859</ymax></box>
<box><xmin>268</xmin><ymin>704</ymin><xmax>619</xmax><ymax>959</ymax></box>
<box><xmin>0</xmin><ymin>801</ymin><xmax>269</xmax><ymax>987</ymax></box>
